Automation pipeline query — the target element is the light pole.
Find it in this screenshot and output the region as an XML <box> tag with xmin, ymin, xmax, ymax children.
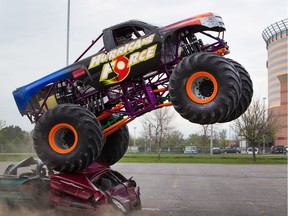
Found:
<box><xmin>263</xmin><ymin>97</ymin><xmax>267</xmax><ymax>153</ymax></box>
<box><xmin>149</xmin><ymin>124</ymin><xmax>151</xmax><ymax>153</ymax></box>
<box><xmin>144</xmin><ymin>137</ymin><xmax>147</xmax><ymax>154</ymax></box>
<box><xmin>210</xmin><ymin>124</ymin><xmax>213</xmax><ymax>155</ymax></box>
<box><xmin>133</xmin><ymin>127</ymin><xmax>137</xmax><ymax>147</ymax></box>
<box><xmin>66</xmin><ymin>0</ymin><xmax>70</xmax><ymax>66</ymax></box>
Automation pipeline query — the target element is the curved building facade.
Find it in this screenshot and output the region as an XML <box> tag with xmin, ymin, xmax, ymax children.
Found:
<box><xmin>262</xmin><ymin>18</ymin><xmax>288</xmax><ymax>146</ymax></box>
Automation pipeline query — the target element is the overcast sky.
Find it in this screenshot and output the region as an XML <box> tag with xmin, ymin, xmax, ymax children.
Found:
<box><xmin>0</xmin><ymin>0</ymin><xmax>287</xmax><ymax>137</ymax></box>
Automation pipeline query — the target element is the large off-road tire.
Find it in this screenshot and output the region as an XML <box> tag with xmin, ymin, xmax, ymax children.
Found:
<box><xmin>33</xmin><ymin>104</ymin><xmax>103</xmax><ymax>173</ymax></box>
<box><xmin>219</xmin><ymin>59</ymin><xmax>253</xmax><ymax>122</ymax></box>
<box><xmin>169</xmin><ymin>52</ymin><xmax>242</xmax><ymax>124</ymax></box>
<box><xmin>98</xmin><ymin>124</ymin><xmax>129</xmax><ymax>166</ymax></box>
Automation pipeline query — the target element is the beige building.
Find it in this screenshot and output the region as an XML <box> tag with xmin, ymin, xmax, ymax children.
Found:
<box><xmin>262</xmin><ymin>18</ymin><xmax>288</xmax><ymax>146</ymax></box>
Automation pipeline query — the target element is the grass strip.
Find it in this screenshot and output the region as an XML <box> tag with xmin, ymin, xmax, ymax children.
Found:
<box><xmin>120</xmin><ymin>153</ymin><xmax>288</xmax><ymax>164</ymax></box>
<box><xmin>0</xmin><ymin>153</ymin><xmax>286</xmax><ymax>164</ymax></box>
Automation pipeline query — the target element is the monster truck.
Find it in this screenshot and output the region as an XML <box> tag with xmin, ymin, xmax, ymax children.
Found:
<box><xmin>13</xmin><ymin>12</ymin><xmax>253</xmax><ymax>173</ymax></box>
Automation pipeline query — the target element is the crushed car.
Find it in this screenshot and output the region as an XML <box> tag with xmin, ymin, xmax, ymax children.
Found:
<box><xmin>0</xmin><ymin>157</ymin><xmax>141</xmax><ymax>214</ymax></box>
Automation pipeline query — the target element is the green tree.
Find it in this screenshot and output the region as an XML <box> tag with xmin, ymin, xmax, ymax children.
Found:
<box><xmin>166</xmin><ymin>130</ymin><xmax>184</xmax><ymax>148</ymax></box>
<box><xmin>1</xmin><ymin>125</ymin><xmax>24</xmax><ymax>141</ymax></box>
<box><xmin>185</xmin><ymin>133</ymin><xmax>201</xmax><ymax>146</ymax></box>
<box><xmin>142</xmin><ymin>107</ymin><xmax>175</xmax><ymax>159</ymax></box>
<box><xmin>218</xmin><ymin>129</ymin><xmax>229</xmax><ymax>146</ymax></box>
<box><xmin>234</xmin><ymin>99</ymin><xmax>279</xmax><ymax>161</ymax></box>
<box><xmin>0</xmin><ymin>125</ymin><xmax>32</xmax><ymax>153</ymax></box>
<box><xmin>0</xmin><ymin>119</ymin><xmax>6</xmax><ymax>140</ymax></box>
<box><xmin>200</xmin><ymin>125</ymin><xmax>210</xmax><ymax>146</ymax></box>
<box><xmin>0</xmin><ymin>119</ymin><xmax>5</xmax><ymax>129</ymax></box>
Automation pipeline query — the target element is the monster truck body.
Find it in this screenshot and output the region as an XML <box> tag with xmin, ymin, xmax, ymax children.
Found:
<box><xmin>12</xmin><ymin>12</ymin><xmax>253</xmax><ymax>173</ymax></box>
<box><xmin>13</xmin><ymin>13</ymin><xmax>227</xmax><ymax>123</ymax></box>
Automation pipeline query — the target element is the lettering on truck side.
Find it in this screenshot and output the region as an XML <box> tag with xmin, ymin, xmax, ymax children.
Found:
<box><xmin>100</xmin><ymin>44</ymin><xmax>157</xmax><ymax>84</ymax></box>
<box><xmin>88</xmin><ymin>34</ymin><xmax>156</xmax><ymax>70</ymax></box>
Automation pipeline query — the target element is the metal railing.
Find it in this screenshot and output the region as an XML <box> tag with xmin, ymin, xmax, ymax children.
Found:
<box><xmin>262</xmin><ymin>18</ymin><xmax>288</xmax><ymax>45</ymax></box>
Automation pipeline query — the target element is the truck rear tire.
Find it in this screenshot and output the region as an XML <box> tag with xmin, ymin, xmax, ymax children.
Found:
<box><xmin>98</xmin><ymin>119</ymin><xmax>129</xmax><ymax>166</ymax></box>
<box><xmin>219</xmin><ymin>59</ymin><xmax>253</xmax><ymax>122</ymax></box>
<box><xmin>169</xmin><ymin>52</ymin><xmax>241</xmax><ymax>124</ymax></box>
<box><xmin>33</xmin><ymin>104</ymin><xmax>103</xmax><ymax>173</ymax></box>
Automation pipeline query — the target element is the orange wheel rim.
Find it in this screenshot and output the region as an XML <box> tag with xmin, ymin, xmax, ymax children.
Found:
<box><xmin>49</xmin><ymin>123</ymin><xmax>78</xmax><ymax>154</ymax></box>
<box><xmin>186</xmin><ymin>71</ymin><xmax>218</xmax><ymax>104</ymax></box>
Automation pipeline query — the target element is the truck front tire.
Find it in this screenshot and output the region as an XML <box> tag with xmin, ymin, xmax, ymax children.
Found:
<box><xmin>33</xmin><ymin>104</ymin><xmax>104</xmax><ymax>173</ymax></box>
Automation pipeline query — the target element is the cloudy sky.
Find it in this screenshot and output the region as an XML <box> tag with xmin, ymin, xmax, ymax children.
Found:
<box><xmin>0</xmin><ymin>0</ymin><xmax>287</xmax><ymax>137</ymax></box>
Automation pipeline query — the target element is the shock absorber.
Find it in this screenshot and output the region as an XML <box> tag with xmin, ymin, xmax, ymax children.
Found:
<box><xmin>180</xmin><ymin>30</ymin><xmax>201</xmax><ymax>56</ymax></box>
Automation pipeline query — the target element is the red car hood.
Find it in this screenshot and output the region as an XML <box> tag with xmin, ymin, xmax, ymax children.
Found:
<box><xmin>50</xmin><ymin>172</ymin><xmax>97</xmax><ymax>200</ymax></box>
<box><xmin>50</xmin><ymin>161</ymin><xmax>110</xmax><ymax>200</ymax></box>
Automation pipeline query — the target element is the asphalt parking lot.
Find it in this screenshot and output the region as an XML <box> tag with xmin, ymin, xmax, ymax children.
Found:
<box><xmin>112</xmin><ymin>163</ymin><xmax>287</xmax><ymax>216</ymax></box>
<box><xmin>0</xmin><ymin>162</ymin><xmax>287</xmax><ymax>216</ymax></box>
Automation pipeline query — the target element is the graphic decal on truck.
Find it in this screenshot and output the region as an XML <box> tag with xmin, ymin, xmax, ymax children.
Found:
<box><xmin>99</xmin><ymin>44</ymin><xmax>157</xmax><ymax>84</ymax></box>
<box><xmin>87</xmin><ymin>34</ymin><xmax>157</xmax><ymax>85</ymax></box>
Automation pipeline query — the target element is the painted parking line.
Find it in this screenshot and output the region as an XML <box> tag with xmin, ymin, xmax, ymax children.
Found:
<box><xmin>142</xmin><ymin>208</ymin><xmax>160</xmax><ymax>211</ymax></box>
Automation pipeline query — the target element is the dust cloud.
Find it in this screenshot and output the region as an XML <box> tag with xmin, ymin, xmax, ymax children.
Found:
<box><xmin>0</xmin><ymin>200</ymin><xmax>55</xmax><ymax>216</ymax></box>
<box><xmin>0</xmin><ymin>200</ymin><xmax>126</xmax><ymax>216</ymax></box>
<box><xmin>0</xmin><ymin>201</ymin><xmax>163</xmax><ymax>216</ymax></box>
